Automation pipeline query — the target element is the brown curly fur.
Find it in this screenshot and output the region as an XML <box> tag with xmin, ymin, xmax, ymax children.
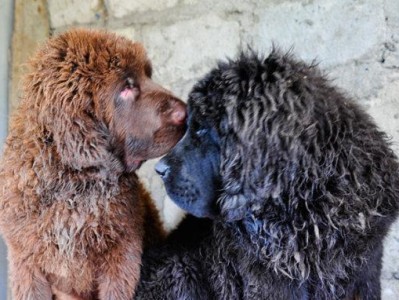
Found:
<box><xmin>0</xmin><ymin>28</ymin><xmax>186</xmax><ymax>299</ymax></box>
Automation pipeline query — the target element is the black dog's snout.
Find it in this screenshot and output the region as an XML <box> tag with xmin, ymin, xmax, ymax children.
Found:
<box><xmin>155</xmin><ymin>160</ymin><xmax>170</xmax><ymax>177</ymax></box>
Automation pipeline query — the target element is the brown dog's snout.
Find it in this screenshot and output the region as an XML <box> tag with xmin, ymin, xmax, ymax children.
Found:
<box><xmin>141</xmin><ymin>79</ymin><xmax>187</xmax><ymax>125</ymax></box>
<box><xmin>170</xmin><ymin>100</ymin><xmax>187</xmax><ymax>125</ymax></box>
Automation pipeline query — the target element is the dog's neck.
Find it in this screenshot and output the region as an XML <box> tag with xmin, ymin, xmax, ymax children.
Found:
<box><xmin>34</xmin><ymin>144</ymin><xmax>133</xmax><ymax>206</ymax></box>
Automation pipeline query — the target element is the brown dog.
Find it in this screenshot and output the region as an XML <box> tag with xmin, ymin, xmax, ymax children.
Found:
<box><xmin>0</xmin><ymin>29</ymin><xmax>186</xmax><ymax>299</ymax></box>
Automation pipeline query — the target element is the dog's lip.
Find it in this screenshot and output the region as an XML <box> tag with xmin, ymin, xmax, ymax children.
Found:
<box><xmin>132</xmin><ymin>159</ymin><xmax>145</xmax><ymax>169</ymax></box>
<box><xmin>125</xmin><ymin>156</ymin><xmax>146</xmax><ymax>172</ymax></box>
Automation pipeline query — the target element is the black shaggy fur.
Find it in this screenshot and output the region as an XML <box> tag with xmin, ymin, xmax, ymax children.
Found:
<box><xmin>136</xmin><ymin>51</ymin><xmax>399</xmax><ymax>299</ymax></box>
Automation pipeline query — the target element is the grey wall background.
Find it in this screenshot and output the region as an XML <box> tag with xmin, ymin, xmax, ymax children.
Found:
<box><xmin>1</xmin><ymin>0</ymin><xmax>399</xmax><ymax>298</ymax></box>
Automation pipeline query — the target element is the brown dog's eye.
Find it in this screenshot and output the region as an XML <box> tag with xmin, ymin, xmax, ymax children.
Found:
<box><xmin>126</xmin><ymin>77</ymin><xmax>134</xmax><ymax>89</ymax></box>
<box><xmin>117</xmin><ymin>77</ymin><xmax>140</xmax><ymax>104</ymax></box>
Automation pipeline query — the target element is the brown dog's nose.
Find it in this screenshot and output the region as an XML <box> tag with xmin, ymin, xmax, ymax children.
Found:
<box><xmin>170</xmin><ymin>101</ymin><xmax>187</xmax><ymax>125</ymax></box>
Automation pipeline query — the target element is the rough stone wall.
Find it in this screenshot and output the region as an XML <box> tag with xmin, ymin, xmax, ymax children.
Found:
<box><xmin>9</xmin><ymin>0</ymin><xmax>399</xmax><ymax>298</ymax></box>
<box><xmin>10</xmin><ymin>0</ymin><xmax>50</xmax><ymax>114</ymax></box>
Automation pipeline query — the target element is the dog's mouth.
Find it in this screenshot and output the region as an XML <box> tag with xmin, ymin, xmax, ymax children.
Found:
<box><xmin>125</xmin><ymin>156</ymin><xmax>147</xmax><ymax>172</ymax></box>
<box><xmin>121</xmin><ymin>126</ymin><xmax>186</xmax><ymax>172</ymax></box>
<box><xmin>121</xmin><ymin>137</ymin><xmax>151</xmax><ymax>172</ymax></box>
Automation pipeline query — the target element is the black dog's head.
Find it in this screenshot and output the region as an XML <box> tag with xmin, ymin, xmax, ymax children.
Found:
<box><xmin>156</xmin><ymin>50</ymin><xmax>319</xmax><ymax>220</ymax></box>
<box><xmin>157</xmin><ymin>50</ymin><xmax>398</xmax><ymax>230</ymax></box>
<box><xmin>156</xmin><ymin>50</ymin><xmax>399</xmax><ymax>295</ymax></box>
<box><xmin>157</xmin><ymin>51</ymin><xmax>320</xmax><ymax>220</ymax></box>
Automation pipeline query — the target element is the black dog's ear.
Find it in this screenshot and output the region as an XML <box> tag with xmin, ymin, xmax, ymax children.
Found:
<box><xmin>218</xmin><ymin>135</ymin><xmax>251</xmax><ymax>221</ymax></box>
<box><xmin>218</xmin><ymin>193</ymin><xmax>249</xmax><ymax>221</ymax></box>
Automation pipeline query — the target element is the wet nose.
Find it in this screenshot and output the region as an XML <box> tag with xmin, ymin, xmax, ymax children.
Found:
<box><xmin>155</xmin><ymin>159</ymin><xmax>170</xmax><ymax>177</ymax></box>
<box><xmin>170</xmin><ymin>101</ymin><xmax>187</xmax><ymax>125</ymax></box>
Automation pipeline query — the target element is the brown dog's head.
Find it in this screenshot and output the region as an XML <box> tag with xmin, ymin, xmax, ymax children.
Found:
<box><xmin>24</xmin><ymin>28</ymin><xmax>186</xmax><ymax>172</ymax></box>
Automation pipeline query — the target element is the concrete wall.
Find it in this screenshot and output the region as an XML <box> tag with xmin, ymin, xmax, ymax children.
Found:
<box><xmin>4</xmin><ymin>0</ymin><xmax>399</xmax><ymax>298</ymax></box>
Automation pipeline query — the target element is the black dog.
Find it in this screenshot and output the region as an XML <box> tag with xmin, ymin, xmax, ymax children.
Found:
<box><xmin>135</xmin><ymin>51</ymin><xmax>399</xmax><ymax>299</ymax></box>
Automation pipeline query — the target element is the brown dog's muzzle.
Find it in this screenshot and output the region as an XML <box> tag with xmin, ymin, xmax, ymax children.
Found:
<box><xmin>166</xmin><ymin>97</ymin><xmax>187</xmax><ymax>126</ymax></box>
<box><xmin>114</xmin><ymin>77</ymin><xmax>187</xmax><ymax>172</ymax></box>
<box><xmin>140</xmin><ymin>78</ymin><xmax>187</xmax><ymax>128</ymax></box>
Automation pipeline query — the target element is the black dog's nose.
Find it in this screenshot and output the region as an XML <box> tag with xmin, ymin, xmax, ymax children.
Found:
<box><xmin>155</xmin><ymin>160</ymin><xmax>170</xmax><ymax>177</ymax></box>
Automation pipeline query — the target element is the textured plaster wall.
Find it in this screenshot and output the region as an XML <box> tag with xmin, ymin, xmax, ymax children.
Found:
<box><xmin>8</xmin><ymin>0</ymin><xmax>399</xmax><ymax>298</ymax></box>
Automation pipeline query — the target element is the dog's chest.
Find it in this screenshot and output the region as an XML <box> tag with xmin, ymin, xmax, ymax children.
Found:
<box><xmin>41</xmin><ymin>188</ymin><xmax>138</xmax><ymax>258</ymax></box>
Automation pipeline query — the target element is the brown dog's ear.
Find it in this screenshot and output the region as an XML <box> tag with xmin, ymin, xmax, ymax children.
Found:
<box><xmin>51</xmin><ymin>111</ymin><xmax>112</xmax><ymax>170</ymax></box>
<box><xmin>31</xmin><ymin>84</ymin><xmax>115</xmax><ymax>170</ymax></box>
<box><xmin>34</xmin><ymin>82</ymin><xmax>113</xmax><ymax>170</ymax></box>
